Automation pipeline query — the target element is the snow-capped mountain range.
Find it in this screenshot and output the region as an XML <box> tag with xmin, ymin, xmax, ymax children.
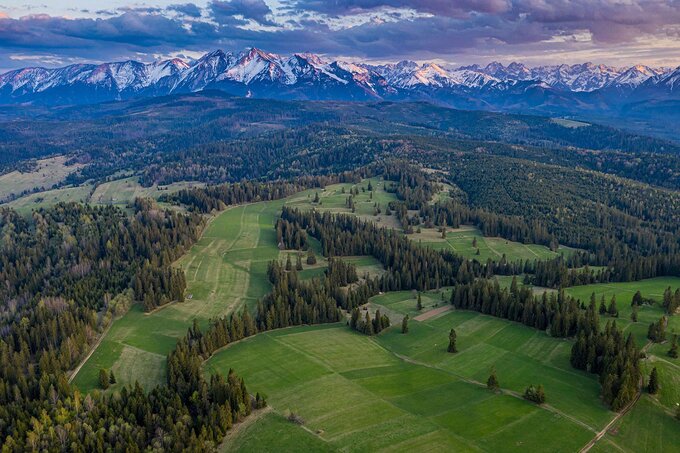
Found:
<box><xmin>1</xmin><ymin>47</ymin><xmax>678</xmax><ymax>108</ymax></box>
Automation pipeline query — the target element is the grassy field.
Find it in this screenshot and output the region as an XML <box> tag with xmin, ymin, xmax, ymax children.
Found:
<box><xmin>564</xmin><ymin>278</ymin><xmax>680</xmax><ymax>346</ymax></box>
<box><xmin>414</xmin><ymin>225</ymin><xmax>575</xmax><ymax>262</ymax></box>
<box><xmin>206</xmin><ymin>309</ymin><xmax>612</xmax><ymax>451</ymax></box>
<box><xmin>0</xmin><ymin>155</ymin><xmax>83</xmax><ymax>201</ymax></box>
<box><xmin>73</xmin><ymin>200</ymin><xmax>284</xmax><ymax>391</ymax></box>
<box><xmin>284</xmin><ymin>177</ymin><xmax>401</xmax><ymax>229</ymax></box>
<box><xmin>90</xmin><ymin>176</ymin><xmax>204</xmax><ymax>207</ymax></box>
<box><xmin>4</xmin><ymin>184</ymin><xmax>93</xmax><ymax>214</ymax></box>
<box><xmin>563</xmin><ymin>278</ymin><xmax>680</xmax><ymax>452</ymax></box>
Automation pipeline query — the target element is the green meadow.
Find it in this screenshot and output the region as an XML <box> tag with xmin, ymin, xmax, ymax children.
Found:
<box><xmin>205</xmin><ymin>312</ymin><xmax>608</xmax><ymax>452</ymax></box>
<box><xmin>414</xmin><ymin>225</ymin><xmax>576</xmax><ymax>262</ymax></box>
<box><xmin>68</xmin><ymin>181</ymin><xmax>680</xmax><ymax>451</ymax></box>
<box><xmin>73</xmin><ymin>200</ymin><xmax>285</xmax><ymax>391</ymax></box>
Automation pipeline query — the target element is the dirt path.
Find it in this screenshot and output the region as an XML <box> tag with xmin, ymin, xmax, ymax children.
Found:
<box><xmin>413</xmin><ymin>305</ymin><xmax>452</xmax><ymax>321</ymax></box>
<box><xmin>579</xmin><ymin>341</ymin><xmax>652</xmax><ymax>453</ymax></box>
<box><xmin>68</xmin><ymin>322</ymin><xmax>112</xmax><ymax>383</ymax></box>
<box><xmin>218</xmin><ymin>406</ymin><xmax>273</xmax><ymax>450</ymax></box>
<box><xmin>384</xmin><ymin>348</ymin><xmax>597</xmax><ymax>434</ymax></box>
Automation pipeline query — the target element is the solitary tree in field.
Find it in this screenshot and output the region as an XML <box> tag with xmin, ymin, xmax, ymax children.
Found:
<box><xmin>447</xmin><ymin>328</ymin><xmax>458</xmax><ymax>353</ymax></box>
<box><xmin>402</xmin><ymin>315</ymin><xmax>409</xmax><ymax>334</ymax></box>
<box><xmin>306</xmin><ymin>249</ymin><xmax>317</xmax><ymax>265</ymax></box>
<box><xmin>417</xmin><ymin>293</ymin><xmax>423</xmax><ymax>311</ymax></box>
<box><xmin>487</xmin><ymin>367</ymin><xmax>499</xmax><ymax>392</ymax></box>
<box><xmin>648</xmin><ymin>367</ymin><xmax>659</xmax><ymax>394</ymax></box>
<box><xmin>99</xmin><ymin>369</ymin><xmax>110</xmax><ymax>390</ymax></box>
<box><xmin>669</xmin><ymin>335</ymin><xmax>679</xmax><ymax>358</ymax></box>
<box><xmin>608</xmin><ymin>295</ymin><xmax>618</xmax><ymax>317</ymax></box>
<box><xmin>313</xmin><ymin>192</ymin><xmax>320</xmax><ymax>203</ymax></box>
<box><xmin>632</xmin><ymin>290</ymin><xmax>643</xmax><ymax>307</ymax></box>
<box><xmin>524</xmin><ymin>384</ymin><xmax>546</xmax><ymax>404</ymax></box>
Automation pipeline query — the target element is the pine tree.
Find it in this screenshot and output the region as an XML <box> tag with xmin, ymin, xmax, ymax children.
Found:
<box><xmin>599</xmin><ymin>296</ymin><xmax>607</xmax><ymax>315</ymax></box>
<box><xmin>669</xmin><ymin>335</ymin><xmax>679</xmax><ymax>359</ymax></box>
<box><xmin>313</xmin><ymin>192</ymin><xmax>320</xmax><ymax>203</ymax></box>
<box><xmin>632</xmin><ymin>290</ymin><xmax>643</xmax><ymax>307</ymax></box>
<box><xmin>295</xmin><ymin>254</ymin><xmax>303</xmax><ymax>271</ymax></box>
<box><xmin>109</xmin><ymin>370</ymin><xmax>116</xmax><ymax>384</ymax></box>
<box><xmin>285</xmin><ymin>255</ymin><xmax>292</xmax><ymax>271</ymax></box>
<box><xmin>306</xmin><ymin>249</ymin><xmax>317</xmax><ymax>265</ymax></box>
<box><xmin>648</xmin><ymin>367</ymin><xmax>659</xmax><ymax>394</ymax></box>
<box><xmin>447</xmin><ymin>328</ymin><xmax>458</xmax><ymax>353</ymax></box>
<box><xmin>99</xmin><ymin>369</ymin><xmax>110</xmax><ymax>390</ymax></box>
<box><xmin>417</xmin><ymin>293</ymin><xmax>423</xmax><ymax>311</ymax></box>
<box><xmin>487</xmin><ymin>367</ymin><xmax>499</xmax><ymax>392</ymax></box>
<box><xmin>631</xmin><ymin>304</ymin><xmax>638</xmax><ymax>322</ymax></box>
<box><xmin>401</xmin><ymin>315</ymin><xmax>409</xmax><ymax>334</ymax></box>
<box><xmin>608</xmin><ymin>295</ymin><xmax>618</xmax><ymax>317</ymax></box>
<box><xmin>364</xmin><ymin>312</ymin><xmax>374</xmax><ymax>336</ymax></box>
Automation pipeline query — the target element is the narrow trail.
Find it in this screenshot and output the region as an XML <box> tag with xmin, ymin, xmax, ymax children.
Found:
<box><xmin>370</xmin><ymin>338</ymin><xmax>598</xmax><ymax>434</ymax></box>
<box><xmin>69</xmin><ymin>322</ymin><xmax>112</xmax><ymax>384</ymax></box>
<box><xmin>579</xmin><ymin>341</ymin><xmax>652</xmax><ymax>453</ymax></box>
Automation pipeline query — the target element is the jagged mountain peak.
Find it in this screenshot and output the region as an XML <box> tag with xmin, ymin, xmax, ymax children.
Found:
<box><xmin>0</xmin><ymin>47</ymin><xmax>675</xmax><ymax>105</ymax></box>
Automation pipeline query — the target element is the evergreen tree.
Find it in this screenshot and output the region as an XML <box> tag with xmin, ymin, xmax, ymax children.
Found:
<box><xmin>607</xmin><ymin>296</ymin><xmax>618</xmax><ymax>317</ymax></box>
<box><xmin>99</xmin><ymin>369</ymin><xmax>110</xmax><ymax>390</ymax></box>
<box><xmin>524</xmin><ymin>384</ymin><xmax>546</xmax><ymax>404</ymax></box>
<box><xmin>417</xmin><ymin>293</ymin><xmax>423</xmax><ymax>311</ymax></box>
<box><xmin>648</xmin><ymin>367</ymin><xmax>659</xmax><ymax>394</ymax></box>
<box><xmin>631</xmin><ymin>305</ymin><xmax>638</xmax><ymax>322</ymax></box>
<box><xmin>599</xmin><ymin>296</ymin><xmax>607</xmax><ymax>315</ymax></box>
<box><xmin>109</xmin><ymin>370</ymin><xmax>116</xmax><ymax>385</ymax></box>
<box><xmin>632</xmin><ymin>290</ymin><xmax>643</xmax><ymax>307</ymax></box>
<box><xmin>402</xmin><ymin>315</ymin><xmax>409</xmax><ymax>334</ymax></box>
<box><xmin>447</xmin><ymin>328</ymin><xmax>458</xmax><ymax>353</ymax></box>
<box><xmin>669</xmin><ymin>335</ymin><xmax>679</xmax><ymax>359</ymax></box>
<box><xmin>296</xmin><ymin>253</ymin><xmax>303</xmax><ymax>271</ymax></box>
<box><xmin>306</xmin><ymin>249</ymin><xmax>317</xmax><ymax>265</ymax></box>
<box><xmin>313</xmin><ymin>192</ymin><xmax>320</xmax><ymax>203</ymax></box>
<box><xmin>285</xmin><ymin>255</ymin><xmax>292</xmax><ymax>271</ymax></box>
<box><xmin>487</xmin><ymin>367</ymin><xmax>499</xmax><ymax>392</ymax></box>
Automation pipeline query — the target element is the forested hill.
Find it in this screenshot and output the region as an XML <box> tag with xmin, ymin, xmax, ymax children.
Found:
<box><xmin>1</xmin><ymin>92</ymin><xmax>678</xmax><ymax>171</ymax></box>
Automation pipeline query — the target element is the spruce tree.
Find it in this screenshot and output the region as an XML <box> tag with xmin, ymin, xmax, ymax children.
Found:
<box><xmin>99</xmin><ymin>369</ymin><xmax>110</xmax><ymax>390</ymax></box>
<box><xmin>285</xmin><ymin>255</ymin><xmax>292</xmax><ymax>271</ymax></box>
<box><xmin>401</xmin><ymin>315</ymin><xmax>409</xmax><ymax>334</ymax></box>
<box><xmin>487</xmin><ymin>367</ymin><xmax>499</xmax><ymax>392</ymax></box>
<box><xmin>296</xmin><ymin>254</ymin><xmax>303</xmax><ymax>271</ymax></box>
<box><xmin>648</xmin><ymin>367</ymin><xmax>659</xmax><ymax>394</ymax></box>
<box><xmin>417</xmin><ymin>293</ymin><xmax>423</xmax><ymax>311</ymax></box>
<box><xmin>447</xmin><ymin>328</ymin><xmax>458</xmax><ymax>353</ymax></box>
<box><xmin>608</xmin><ymin>296</ymin><xmax>618</xmax><ymax>317</ymax></box>
<box><xmin>306</xmin><ymin>249</ymin><xmax>317</xmax><ymax>265</ymax></box>
<box><xmin>631</xmin><ymin>305</ymin><xmax>638</xmax><ymax>322</ymax></box>
<box><xmin>669</xmin><ymin>335</ymin><xmax>679</xmax><ymax>359</ymax></box>
<box><xmin>599</xmin><ymin>296</ymin><xmax>607</xmax><ymax>315</ymax></box>
<box><xmin>109</xmin><ymin>370</ymin><xmax>116</xmax><ymax>385</ymax></box>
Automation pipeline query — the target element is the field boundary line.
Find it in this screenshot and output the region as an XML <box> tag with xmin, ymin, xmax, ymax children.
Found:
<box><xmin>579</xmin><ymin>341</ymin><xmax>651</xmax><ymax>453</ymax></box>
<box><xmin>371</xmin><ymin>337</ymin><xmax>598</xmax><ymax>434</ymax></box>
<box><xmin>69</xmin><ymin>321</ymin><xmax>113</xmax><ymax>384</ymax></box>
<box><xmin>413</xmin><ymin>305</ymin><xmax>452</xmax><ymax>321</ymax></box>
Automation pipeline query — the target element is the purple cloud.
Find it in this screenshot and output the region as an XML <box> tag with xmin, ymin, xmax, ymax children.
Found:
<box><xmin>168</xmin><ymin>3</ymin><xmax>203</xmax><ymax>18</ymax></box>
<box><xmin>0</xmin><ymin>0</ymin><xmax>679</xmax><ymax>71</ymax></box>
<box><xmin>210</xmin><ymin>0</ymin><xmax>276</xmax><ymax>26</ymax></box>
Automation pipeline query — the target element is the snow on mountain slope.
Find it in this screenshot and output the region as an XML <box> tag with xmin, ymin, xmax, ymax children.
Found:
<box><xmin>0</xmin><ymin>47</ymin><xmax>675</xmax><ymax>105</ymax></box>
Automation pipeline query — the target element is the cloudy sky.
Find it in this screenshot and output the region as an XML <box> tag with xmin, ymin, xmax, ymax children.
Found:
<box><xmin>1</xmin><ymin>0</ymin><xmax>679</xmax><ymax>71</ymax></box>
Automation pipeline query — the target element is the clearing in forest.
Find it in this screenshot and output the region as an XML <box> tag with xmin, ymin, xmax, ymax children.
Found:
<box><xmin>205</xmin><ymin>310</ymin><xmax>613</xmax><ymax>452</ymax></box>
<box><xmin>72</xmin><ymin>200</ymin><xmax>284</xmax><ymax>391</ymax></box>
